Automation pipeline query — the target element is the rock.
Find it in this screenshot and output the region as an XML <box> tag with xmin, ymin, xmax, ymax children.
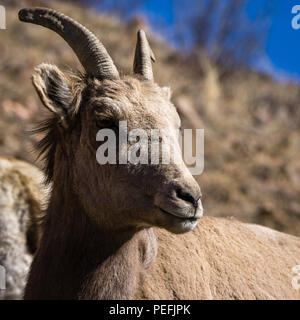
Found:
<box><xmin>0</xmin><ymin>157</ymin><xmax>48</xmax><ymax>299</ymax></box>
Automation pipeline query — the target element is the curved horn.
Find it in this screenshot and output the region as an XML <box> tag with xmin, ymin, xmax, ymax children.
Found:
<box><xmin>18</xmin><ymin>7</ymin><xmax>120</xmax><ymax>80</ymax></box>
<box><xmin>133</xmin><ymin>29</ymin><xmax>155</xmax><ymax>81</ymax></box>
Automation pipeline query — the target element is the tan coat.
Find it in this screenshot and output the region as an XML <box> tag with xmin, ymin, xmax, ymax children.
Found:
<box><xmin>141</xmin><ymin>217</ymin><xmax>300</xmax><ymax>299</ymax></box>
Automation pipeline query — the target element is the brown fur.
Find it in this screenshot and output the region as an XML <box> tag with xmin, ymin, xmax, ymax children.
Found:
<box><xmin>23</xmin><ymin>60</ymin><xmax>300</xmax><ymax>300</ymax></box>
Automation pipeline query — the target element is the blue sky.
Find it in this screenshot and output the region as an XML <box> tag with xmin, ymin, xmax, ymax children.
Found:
<box><xmin>133</xmin><ymin>0</ymin><xmax>300</xmax><ymax>83</ymax></box>
<box><xmin>247</xmin><ymin>0</ymin><xmax>300</xmax><ymax>82</ymax></box>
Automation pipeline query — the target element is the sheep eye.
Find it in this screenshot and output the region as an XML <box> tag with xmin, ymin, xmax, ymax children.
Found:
<box><xmin>96</xmin><ymin>116</ymin><xmax>115</xmax><ymax>129</ymax></box>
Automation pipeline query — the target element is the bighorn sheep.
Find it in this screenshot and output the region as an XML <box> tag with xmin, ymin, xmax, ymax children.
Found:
<box><xmin>0</xmin><ymin>156</ymin><xmax>46</xmax><ymax>299</ymax></box>
<box><xmin>18</xmin><ymin>7</ymin><xmax>300</xmax><ymax>300</ymax></box>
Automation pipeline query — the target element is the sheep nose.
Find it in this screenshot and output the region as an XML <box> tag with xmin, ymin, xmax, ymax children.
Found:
<box><xmin>176</xmin><ymin>187</ymin><xmax>202</xmax><ymax>208</ymax></box>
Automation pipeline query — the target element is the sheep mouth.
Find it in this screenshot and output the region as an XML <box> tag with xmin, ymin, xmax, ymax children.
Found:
<box><xmin>155</xmin><ymin>206</ymin><xmax>200</xmax><ymax>234</ymax></box>
<box><xmin>157</xmin><ymin>206</ymin><xmax>198</xmax><ymax>222</ymax></box>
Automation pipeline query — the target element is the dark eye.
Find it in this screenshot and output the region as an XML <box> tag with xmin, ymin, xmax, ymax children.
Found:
<box><xmin>96</xmin><ymin>116</ymin><xmax>115</xmax><ymax>129</ymax></box>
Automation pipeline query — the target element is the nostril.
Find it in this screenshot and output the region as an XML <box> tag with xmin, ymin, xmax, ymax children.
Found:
<box><xmin>176</xmin><ymin>188</ymin><xmax>201</xmax><ymax>208</ymax></box>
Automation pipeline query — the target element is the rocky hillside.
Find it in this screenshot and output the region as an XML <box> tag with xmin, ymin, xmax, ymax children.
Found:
<box><xmin>1</xmin><ymin>0</ymin><xmax>300</xmax><ymax>235</ymax></box>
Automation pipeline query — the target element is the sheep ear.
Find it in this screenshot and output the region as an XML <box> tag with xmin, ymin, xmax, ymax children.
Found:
<box><xmin>32</xmin><ymin>63</ymin><xmax>74</xmax><ymax>125</ymax></box>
